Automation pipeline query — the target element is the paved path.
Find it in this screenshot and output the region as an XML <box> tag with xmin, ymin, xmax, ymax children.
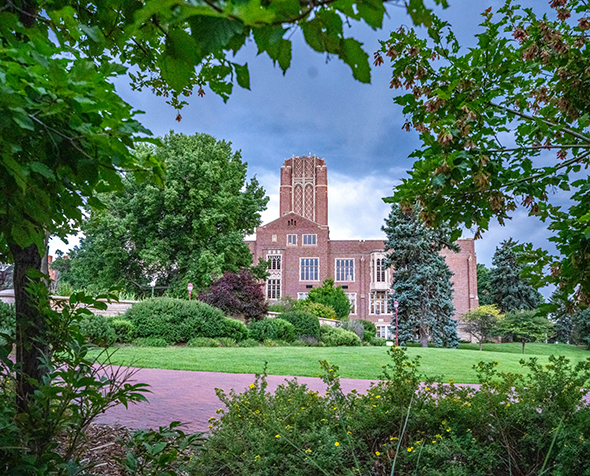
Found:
<box><xmin>95</xmin><ymin>368</ymin><xmax>376</xmax><ymax>432</ymax></box>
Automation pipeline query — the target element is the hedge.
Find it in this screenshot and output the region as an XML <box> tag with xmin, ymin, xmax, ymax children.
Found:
<box><xmin>248</xmin><ymin>318</ymin><xmax>295</xmax><ymax>343</ymax></box>
<box><xmin>278</xmin><ymin>310</ymin><xmax>320</xmax><ymax>339</ymax></box>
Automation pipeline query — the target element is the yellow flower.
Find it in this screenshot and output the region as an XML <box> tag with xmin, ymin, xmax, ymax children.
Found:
<box><xmin>321</xmin><ymin>419</ymin><xmax>326</xmax><ymax>422</ymax></box>
<box><xmin>333</xmin><ymin>406</ymin><xmax>337</xmax><ymax>410</ymax></box>
<box><xmin>446</xmin><ymin>429</ymin><xmax>451</xmax><ymax>432</ymax></box>
<box><xmin>249</xmin><ymin>384</ymin><xmax>255</xmax><ymax>388</ymax></box>
<box><xmin>390</xmin><ymin>437</ymin><xmax>398</xmax><ymax>440</ymax></box>
<box><xmin>208</xmin><ymin>425</ymin><xmax>212</xmax><ymax>429</ymax></box>
<box><xmin>442</xmin><ymin>420</ymin><xmax>446</xmax><ymax>425</ymax></box>
<box><xmin>435</xmin><ymin>434</ymin><xmax>442</xmax><ymax>439</ymax></box>
<box><xmin>375</xmin><ymin>451</ymin><xmax>380</xmax><ymax>456</ymax></box>
<box><xmin>347</xmin><ymin>431</ymin><xmax>351</xmax><ymax>434</ymax></box>
<box><xmin>302</xmin><ymin>407</ymin><xmax>306</xmax><ymax>410</ymax></box>
<box><xmin>255</xmin><ymin>455</ymin><xmax>260</xmax><ymax>460</ymax></box>
<box><xmin>305</xmin><ymin>449</ymin><xmax>312</xmax><ymax>453</ymax></box>
<box><xmin>376</xmin><ymin>395</ymin><xmax>381</xmax><ymax>399</ymax></box>
<box><xmin>506</xmin><ymin>403</ymin><xmax>511</xmax><ymax>407</ymax></box>
<box><xmin>335</xmin><ymin>442</ymin><xmax>340</xmax><ymax>446</ymax></box>
<box><xmin>276</xmin><ymin>434</ymin><xmax>280</xmax><ymax>438</ymax></box>
<box><xmin>407</xmin><ymin>447</ymin><xmax>414</xmax><ymax>452</ymax></box>
<box><xmin>432</xmin><ymin>440</ymin><xmax>436</xmax><ymax>444</ymax></box>
<box><xmin>373</xmin><ymin>405</ymin><xmax>377</xmax><ymax>408</ymax></box>
<box><xmin>425</xmin><ymin>387</ymin><xmax>430</xmax><ymax>391</ymax></box>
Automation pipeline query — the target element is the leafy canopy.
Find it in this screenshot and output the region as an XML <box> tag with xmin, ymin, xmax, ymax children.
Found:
<box><xmin>54</xmin><ymin>132</ymin><xmax>268</xmax><ymax>296</ymax></box>
<box><xmin>377</xmin><ymin>0</ymin><xmax>590</xmax><ymax>305</ymax></box>
<box><xmin>498</xmin><ymin>309</ymin><xmax>553</xmax><ymax>354</ymax></box>
<box><xmin>383</xmin><ymin>203</ymin><xmax>459</xmax><ymax>348</ymax></box>
<box><xmin>463</xmin><ymin>304</ymin><xmax>503</xmax><ymax>351</ymax></box>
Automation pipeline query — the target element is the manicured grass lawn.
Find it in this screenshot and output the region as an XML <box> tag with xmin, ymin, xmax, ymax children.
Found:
<box><xmin>96</xmin><ymin>342</ymin><xmax>590</xmax><ymax>384</ymax></box>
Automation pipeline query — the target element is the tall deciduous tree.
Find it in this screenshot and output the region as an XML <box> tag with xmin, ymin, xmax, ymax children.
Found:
<box><xmin>378</xmin><ymin>0</ymin><xmax>590</xmax><ymax>307</ymax></box>
<box><xmin>56</xmin><ymin>132</ymin><xmax>268</xmax><ymax>295</ymax></box>
<box><xmin>490</xmin><ymin>239</ymin><xmax>541</xmax><ymax>313</ymax></box>
<box><xmin>383</xmin><ymin>203</ymin><xmax>459</xmax><ymax>348</ymax></box>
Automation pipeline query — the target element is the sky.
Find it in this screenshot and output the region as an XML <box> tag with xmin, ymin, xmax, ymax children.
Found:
<box><xmin>49</xmin><ymin>0</ymin><xmax>564</xmax><ymax>286</ymax></box>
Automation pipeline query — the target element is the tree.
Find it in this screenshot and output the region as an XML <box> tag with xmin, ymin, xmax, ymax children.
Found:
<box><xmin>377</xmin><ymin>0</ymin><xmax>590</xmax><ymax>306</ymax></box>
<box><xmin>476</xmin><ymin>263</ymin><xmax>494</xmax><ymax>306</ymax></box>
<box><xmin>499</xmin><ymin>310</ymin><xmax>553</xmax><ymax>354</ymax></box>
<box><xmin>572</xmin><ymin>308</ymin><xmax>590</xmax><ymax>349</ymax></box>
<box><xmin>383</xmin><ymin>203</ymin><xmax>459</xmax><ymax>348</ymax></box>
<box><xmin>307</xmin><ymin>279</ymin><xmax>351</xmax><ymax>319</ymax></box>
<box><xmin>199</xmin><ymin>269</ymin><xmax>268</xmax><ymax>323</ymax></box>
<box><xmin>1</xmin><ymin>0</ymin><xmax>443</xmax><ymax>413</ymax></box>
<box><xmin>54</xmin><ymin>132</ymin><xmax>268</xmax><ymax>296</ymax></box>
<box><xmin>489</xmin><ymin>239</ymin><xmax>542</xmax><ymax>313</ymax></box>
<box><xmin>463</xmin><ymin>305</ymin><xmax>502</xmax><ymax>351</ymax></box>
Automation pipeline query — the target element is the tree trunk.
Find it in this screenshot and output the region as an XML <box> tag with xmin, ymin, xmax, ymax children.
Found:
<box><xmin>420</xmin><ymin>326</ymin><xmax>429</xmax><ymax>347</ymax></box>
<box><xmin>522</xmin><ymin>340</ymin><xmax>525</xmax><ymax>354</ymax></box>
<box><xmin>9</xmin><ymin>241</ymin><xmax>48</xmax><ymax>413</ymax></box>
<box><xmin>479</xmin><ymin>341</ymin><xmax>483</xmax><ymax>351</ymax></box>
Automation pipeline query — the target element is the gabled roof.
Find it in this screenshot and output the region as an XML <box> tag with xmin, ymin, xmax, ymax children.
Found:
<box><xmin>257</xmin><ymin>211</ymin><xmax>328</xmax><ymax>232</ymax></box>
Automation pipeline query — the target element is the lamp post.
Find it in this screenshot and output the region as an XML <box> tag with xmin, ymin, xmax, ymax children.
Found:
<box><xmin>187</xmin><ymin>282</ymin><xmax>193</xmax><ymax>301</ymax></box>
<box><xmin>394</xmin><ymin>300</ymin><xmax>399</xmax><ymax>347</ymax></box>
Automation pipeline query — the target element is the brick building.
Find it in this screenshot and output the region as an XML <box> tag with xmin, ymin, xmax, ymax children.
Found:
<box><xmin>246</xmin><ymin>156</ymin><xmax>478</xmax><ymax>338</ymax></box>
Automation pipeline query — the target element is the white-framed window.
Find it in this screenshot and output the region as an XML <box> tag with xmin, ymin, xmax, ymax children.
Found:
<box><xmin>300</xmin><ymin>258</ymin><xmax>319</xmax><ymax>281</ymax></box>
<box><xmin>267</xmin><ymin>279</ymin><xmax>281</xmax><ymax>299</ymax></box>
<box><xmin>369</xmin><ymin>291</ymin><xmax>389</xmax><ymax>315</ymax></box>
<box><xmin>375</xmin><ymin>257</ymin><xmax>386</xmax><ymax>282</ymax></box>
<box><xmin>302</xmin><ymin>234</ymin><xmax>317</xmax><ymax>245</ymax></box>
<box><xmin>267</xmin><ymin>254</ymin><xmax>281</xmax><ymax>271</ymax></box>
<box><xmin>346</xmin><ymin>293</ymin><xmax>357</xmax><ymax>315</ymax></box>
<box><xmin>336</xmin><ymin>259</ymin><xmax>354</xmax><ymax>282</ymax></box>
<box><xmin>287</xmin><ymin>234</ymin><xmax>297</xmax><ymax>246</ymax></box>
<box><xmin>376</xmin><ymin>325</ymin><xmax>390</xmax><ymax>338</ymax></box>
<box><xmin>297</xmin><ymin>292</ymin><xmax>309</xmax><ymax>300</ymax></box>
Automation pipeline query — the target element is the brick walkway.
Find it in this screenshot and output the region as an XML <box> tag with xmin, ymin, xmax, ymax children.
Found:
<box><xmin>95</xmin><ymin>368</ymin><xmax>376</xmax><ymax>432</ymax></box>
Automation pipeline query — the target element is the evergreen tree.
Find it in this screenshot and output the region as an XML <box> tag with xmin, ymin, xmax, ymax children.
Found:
<box><xmin>476</xmin><ymin>264</ymin><xmax>494</xmax><ymax>306</ymax></box>
<box><xmin>383</xmin><ymin>204</ymin><xmax>459</xmax><ymax>348</ymax></box>
<box><xmin>489</xmin><ymin>239</ymin><xmax>541</xmax><ymax>313</ymax></box>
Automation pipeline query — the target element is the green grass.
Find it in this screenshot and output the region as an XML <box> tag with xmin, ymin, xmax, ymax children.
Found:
<box><xmin>95</xmin><ymin>342</ymin><xmax>590</xmax><ymax>384</ymax></box>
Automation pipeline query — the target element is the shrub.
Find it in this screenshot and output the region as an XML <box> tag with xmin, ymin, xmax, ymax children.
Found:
<box><xmin>221</xmin><ymin>318</ymin><xmax>249</xmax><ymax>342</ymax></box>
<box><xmin>279</xmin><ymin>310</ymin><xmax>320</xmax><ymax>339</ymax></box>
<box><xmin>371</xmin><ymin>337</ymin><xmax>387</xmax><ymax>346</ymax></box>
<box><xmin>192</xmin><ymin>349</ymin><xmax>590</xmax><ymax>476</ymax></box>
<box><xmin>198</xmin><ymin>270</ymin><xmax>268</xmax><ymax>322</ymax></box>
<box><xmin>319</xmin><ymin>324</ymin><xmax>335</xmax><ymax>341</ymax></box>
<box><xmin>306</xmin><ymin>278</ymin><xmax>351</xmax><ymax>319</ymax></box>
<box><xmin>80</xmin><ymin>314</ymin><xmax>116</xmax><ymax>347</ymax></box>
<box><xmin>110</xmin><ymin>318</ymin><xmax>135</xmax><ymax>343</ymax></box>
<box><xmin>0</xmin><ymin>301</ymin><xmax>15</xmax><ymax>341</ymax></box>
<box><xmin>295</xmin><ymin>300</ymin><xmax>336</xmax><ymax>320</ymax></box>
<box><xmin>248</xmin><ymin>318</ymin><xmax>295</xmax><ymax>342</ymax></box>
<box><xmin>125</xmin><ymin>297</ymin><xmax>226</xmax><ymax>344</ymax></box>
<box><xmin>187</xmin><ymin>337</ymin><xmax>220</xmax><ymax>347</ymax></box>
<box><xmin>298</xmin><ymin>336</ymin><xmax>320</xmax><ymax>346</ymax></box>
<box><xmin>237</xmin><ymin>338</ymin><xmax>259</xmax><ymax>348</ymax></box>
<box><xmin>339</xmin><ymin>320</ymin><xmax>364</xmax><ymax>340</ymax></box>
<box><xmin>358</xmin><ymin>319</ymin><xmax>377</xmax><ymax>342</ymax></box>
<box><xmin>262</xmin><ymin>339</ymin><xmax>280</xmax><ymax>347</ymax></box>
<box><xmin>322</xmin><ymin>327</ymin><xmax>361</xmax><ymax>346</ymax></box>
<box><xmin>216</xmin><ymin>337</ymin><xmax>237</xmax><ymax>347</ymax></box>
<box><xmin>133</xmin><ymin>337</ymin><xmax>168</xmax><ymax>347</ymax></box>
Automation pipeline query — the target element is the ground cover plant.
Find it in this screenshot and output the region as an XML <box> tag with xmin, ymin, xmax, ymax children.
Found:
<box><xmin>189</xmin><ymin>347</ymin><xmax>590</xmax><ymax>475</ymax></box>
<box><xmin>91</xmin><ymin>343</ymin><xmax>590</xmax><ymax>384</ymax></box>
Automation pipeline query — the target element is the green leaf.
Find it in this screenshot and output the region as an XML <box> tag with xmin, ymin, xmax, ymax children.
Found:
<box><xmin>188</xmin><ymin>16</ymin><xmax>245</xmax><ymax>56</ymax></box>
<box><xmin>29</xmin><ymin>162</ymin><xmax>56</xmax><ymax>180</ymax></box>
<box><xmin>341</xmin><ymin>38</ymin><xmax>370</xmax><ymax>83</ymax></box>
<box><xmin>233</xmin><ymin>63</ymin><xmax>250</xmax><ymax>90</ymax></box>
<box><xmin>159</xmin><ymin>29</ymin><xmax>200</xmax><ymax>92</ymax></box>
<box><xmin>357</xmin><ymin>0</ymin><xmax>386</xmax><ymax>29</ymax></box>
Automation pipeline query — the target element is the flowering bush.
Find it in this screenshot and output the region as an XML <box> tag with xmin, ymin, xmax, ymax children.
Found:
<box><xmin>189</xmin><ymin>348</ymin><xmax>590</xmax><ymax>475</ymax></box>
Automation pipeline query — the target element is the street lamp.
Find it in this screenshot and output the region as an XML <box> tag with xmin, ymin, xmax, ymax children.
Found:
<box><xmin>394</xmin><ymin>300</ymin><xmax>399</xmax><ymax>347</ymax></box>
<box><xmin>187</xmin><ymin>282</ymin><xmax>193</xmax><ymax>301</ymax></box>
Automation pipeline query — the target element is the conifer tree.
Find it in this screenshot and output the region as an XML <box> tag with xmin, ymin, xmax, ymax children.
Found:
<box><xmin>489</xmin><ymin>239</ymin><xmax>541</xmax><ymax>313</ymax></box>
<box><xmin>383</xmin><ymin>204</ymin><xmax>459</xmax><ymax>348</ymax></box>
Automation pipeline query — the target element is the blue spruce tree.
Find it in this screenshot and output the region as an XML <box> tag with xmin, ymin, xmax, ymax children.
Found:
<box><xmin>383</xmin><ymin>203</ymin><xmax>459</xmax><ymax>348</ymax></box>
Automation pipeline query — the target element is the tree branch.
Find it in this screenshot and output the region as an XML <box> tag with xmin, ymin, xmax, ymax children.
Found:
<box><xmin>490</xmin><ymin>102</ymin><xmax>590</xmax><ymax>144</ymax></box>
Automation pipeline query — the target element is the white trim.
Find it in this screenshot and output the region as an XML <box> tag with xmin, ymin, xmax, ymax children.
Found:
<box><xmin>302</xmin><ymin>234</ymin><xmax>317</xmax><ymax>246</ymax></box>
<box><xmin>287</xmin><ymin>234</ymin><xmax>297</xmax><ymax>246</ymax></box>
<box><xmin>299</xmin><ymin>257</ymin><xmax>320</xmax><ymax>281</ymax></box>
<box><xmin>335</xmin><ymin>258</ymin><xmax>355</xmax><ymax>282</ymax></box>
<box><xmin>345</xmin><ymin>292</ymin><xmax>357</xmax><ymax>315</ymax></box>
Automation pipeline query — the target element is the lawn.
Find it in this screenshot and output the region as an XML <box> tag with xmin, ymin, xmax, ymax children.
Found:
<box><xmin>96</xmin><ymin>342</ymin><xmax>590</xmax><ymax>384</ymax></box>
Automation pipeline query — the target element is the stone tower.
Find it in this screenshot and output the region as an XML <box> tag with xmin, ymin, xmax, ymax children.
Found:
<box><xmin>279</xmin><ymin>155</ymin><xmax>328</xmax><ymax>226</ymax></box>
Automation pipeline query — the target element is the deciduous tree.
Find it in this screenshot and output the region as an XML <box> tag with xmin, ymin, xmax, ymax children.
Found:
<box><xmin>55</xmin><ymin>132</ymin><xmax>268</xmax><ymax>296</ymax></box>
<box><xmin>378</xmin><ymin>0</ymin><xmax>590</xmax><ymax>306</ymax></box>
<box><xmin>463</xmin><ymin>304</ymin><xmax>502</xmax><ymax>351</ymax></box>
<box><xmin>499</xmin><ymin>310</ymin><xmax>553</xmax><ymax>354</ymax></box>
<box><xmin>383</xmin><ymin>203</ymin><xmax>459</xmax><ymax>348</ymax></box>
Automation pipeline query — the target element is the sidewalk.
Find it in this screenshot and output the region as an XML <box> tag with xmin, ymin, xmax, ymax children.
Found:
<box><xmin>95</xmin><ymin>368</ymin><xmax>376</xmax><ymax>432</ymax></box>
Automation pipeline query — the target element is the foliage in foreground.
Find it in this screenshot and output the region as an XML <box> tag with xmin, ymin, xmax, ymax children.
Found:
<box><xmin>0</xmin><ymin>289</ymin><xmax>149</xmax><ymax>475</ymax></box>
<box><xmin>191</xmin><ymin>348</ymin><xmax>590</xmax><ymax>476</ymax></box>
